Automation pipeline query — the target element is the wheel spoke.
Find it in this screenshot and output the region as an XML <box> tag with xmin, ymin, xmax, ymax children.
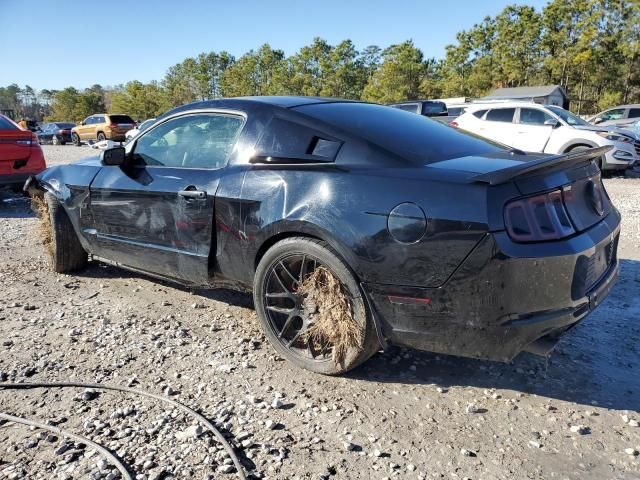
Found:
<box><xmin>272</xmin><ymin>269</ymin><xmax>292</xmax><ymax>294</ymax></box>
<box><xmin>266</xmin><ymin>305</ymin><xmax>294</xmax><ymax>315</ymax></box>
<box><xmin>265</xmin><ymin>292</ymin><xmax>293</xmax><ymax>299</ymax></box>
<box><xmin>279</xmin><ymin>260</ymin><xmax>299</xmax><ymax>286</ymax></box>
<box><xmin>278</xmin><ymin>314</ymin><xmax>297</xmax><ymax>339</ymax></box>
<box><xmin>299</xmin><ymin>254</ymin><xmax>308</xmax><ymax>283</ymax></box>
<box><xmin>287</xmin><ymin>329</ymin><xmax>303</xmax><ymax>347</ymax></box>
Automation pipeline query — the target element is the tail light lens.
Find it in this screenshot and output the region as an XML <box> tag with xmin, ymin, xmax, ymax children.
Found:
<box><xmin>504</xmin><ymin>189</ymin><xmax>575</xmax><ymax>242</ymax></box>
<box><xmin>449</xmin><ymin>121</ymin><xmax>459</xmax><ymax>127</ymax></box>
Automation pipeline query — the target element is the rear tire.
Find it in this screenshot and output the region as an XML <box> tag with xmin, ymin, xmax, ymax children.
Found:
<box><xmin>45</xmin><ymin>193</ymin><xmax>88</xmax><ymax>273</ymax></box>
<box><xmin>254</xmin><ymin>237</ymin><xmax>380</xmax><ymax>375</ymax></box>
<box><xmin>72</xmin><ymin>133</ymin><xmax>81</xmax><ymax>146</ymax></box>
<box><xmin>97</xmin><ymin>132</ymin><xmax>106</xmax><ymax>142</ymax></box>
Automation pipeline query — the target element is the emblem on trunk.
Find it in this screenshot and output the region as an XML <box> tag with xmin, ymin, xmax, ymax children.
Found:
<box><xmin>586</xmin><ymin>180</ymin><xmax>604</xmax><ymax>216</ymax></box>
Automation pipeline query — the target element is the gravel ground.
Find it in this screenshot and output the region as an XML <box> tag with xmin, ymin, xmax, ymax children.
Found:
<box><xmin>0</xmin><ymin>145</ymin><xmax>639</xmax><ymax>480</ymax></box>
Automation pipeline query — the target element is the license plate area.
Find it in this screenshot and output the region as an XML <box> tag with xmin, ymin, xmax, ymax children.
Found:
<box><xmin>571</xmin><ymin>234</ymin><xmax>618</xmax><ymax>299</ymax></box>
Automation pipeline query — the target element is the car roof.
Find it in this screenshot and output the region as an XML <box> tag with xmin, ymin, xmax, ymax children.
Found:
<box><xmin>464</xmin><ymin>101</ymin><xmax>554</xmax><ymax>111</ymax></box>
<box><xmin>234</xmin><ymin>96</ymin><xmax>358</xmax><ymax>108</ymax></box>
<box><xmin>599</xmin><ymin>104</ymin><xmax>640</xmax><ymax>110</ymax></box>
<box><xmin>388</xmin><ymin>100</ymin><xmax>443</xmax><ymax>105</ymax></box>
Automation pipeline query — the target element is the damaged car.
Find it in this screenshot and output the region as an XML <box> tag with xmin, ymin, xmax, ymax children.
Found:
<box><xmin>26</xmin><ymin>96</ymin><xmax>621</xmax><ymax>374</ymax></box>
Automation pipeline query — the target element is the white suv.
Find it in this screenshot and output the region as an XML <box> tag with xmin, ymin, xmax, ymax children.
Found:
<box><xmin>454</xmin><ymin>101</ymin><xmax>639</xmax><ymax>171</ymax></box>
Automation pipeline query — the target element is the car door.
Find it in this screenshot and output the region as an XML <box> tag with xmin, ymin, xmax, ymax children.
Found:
<box><xmin>86</xmin><ymin>111</ymin><xmax>245</xmax><ymax>284</ymax></box>
<box><xmin>479</xmin><ymin>107</ymin><xmax>517</xmax><ymax>145</ymax></box>
<box><xmin>513</xmin><ymin>107</ymin><xmax>555</xmax><ymax>152</ymax></box>
<box><xmin>78</xmin><ymin>116</ymin><xmax>93</xmax><ymax>139</ymax></box>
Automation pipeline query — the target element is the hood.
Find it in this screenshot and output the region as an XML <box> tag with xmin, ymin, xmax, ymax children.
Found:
<box><xmin>574</xmin><ymin>124</ymin><xmax>637</xmax><ymax>137</ymax></box>
<box><xmin>73</xmin><ymin>155</ymin><xmax>102</xmax><ymax>166</ymax></box>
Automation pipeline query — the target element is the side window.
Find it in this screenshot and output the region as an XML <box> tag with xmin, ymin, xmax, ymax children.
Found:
<box><xmin>519</xmin><ymin>108</ymin><xmax>554</xmax><ymax>126</ymax></box>
<box><xmin>133</xmin><ymin>113</ymin><xmax>244</xmax><ymax>169</ymax></box>
<box><xmin>628</xmin><ymin>108</ymin><xmax>640</xmax><ymax>119</ymax></box>
<box><xmin>486</xmin><ymin>108</ymin><xmax>516</xmax><ymax>123</ymax></box>
<box><xmin>95</xmin><ymin>116</ymin><xmax>106</xmax><ymax>124</ymax></box>
<box><xmin>600</xmin><ymin>108</ymin><xmax>625</xmax><ymax>121</ymax></box>
<box><xmin>472</xmin><ymin>109</ymin><xmax>488</xmax><ymax>119</ymax></box>
<box><xmin>84</xmin><ymin>117</ymin><xmax>93</xmax><ymax>125</ymax></box>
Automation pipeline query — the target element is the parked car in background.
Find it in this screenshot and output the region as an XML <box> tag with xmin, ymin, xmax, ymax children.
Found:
<box><xmin>37</xmin><ymin>122</ymin><xmax>76</xmax><ymax>145</ymax></box>
<box><xmin>125</xmin><ymin>118</ymin><xmax>156</xmax><ymax>141</ymax></box>
<box><xmin>0</xmin><ymin>114</ymin><xmax>46</xmax><ymax>192</ymax></box>
<box><xmin>587</xmin><ymin>104</ymin><xmax>640</xmax><ymax>129</ymax></box>
<box><xmin>454</xmin><ymin>101</ymin><xmax>640</xmax><ymax>171</ymax></box>
<box><xmin>28</xmin><ymin>97</ymin><xmax>620</xmax><ymax>374</ymax></box>
<box><xmin>388</xmin><ymin>100</ymin><xmax>448</xmax><ymax>118</ymax></box>
<box><xmin>437</xmin><ymin>103</ymin><xmax>470</xmax><ymax>124</ymax></box>
<box><xmin>71</xmin><ymin>114</ymin><xmax>136</xmax><ymax>145</ymax></box>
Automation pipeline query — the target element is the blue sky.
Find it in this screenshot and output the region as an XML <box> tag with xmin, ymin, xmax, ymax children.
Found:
<box><xmin>0</xmin><ymin>0</ymin><xmax>549</xmax><ymax>91</ymax></box>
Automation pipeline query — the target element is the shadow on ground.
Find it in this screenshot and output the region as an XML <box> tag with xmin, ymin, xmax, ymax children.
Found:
<box><xmin>0</xmin><ymin>190</ymin><xmax>33</xmax><ymax>219</ymax></box>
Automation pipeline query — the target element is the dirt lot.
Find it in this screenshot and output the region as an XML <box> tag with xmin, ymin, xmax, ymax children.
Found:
<box><xmin>1</xmin><ymin>145</ymin><xmax>639</xmax><ymax>480</ymax></box>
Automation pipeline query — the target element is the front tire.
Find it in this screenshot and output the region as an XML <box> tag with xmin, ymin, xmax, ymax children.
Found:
<box><xmin>45</xmin><ymin>193</ymin><xmax>88</xmax><ymax>273</ymax></box>
<box><xmin>97</xmin><ymin>132</ymin><xmax>106</xmax><ymax>142</ymax></box>
<box><xmin>254</xmin><ymin>237</ymin><xmax>379</xmax><ymax>375</ymax></box>
<box><xmin>72</xmin><ymin>133</ymin><xmax>81</xmax><ymax>146</ymax></box>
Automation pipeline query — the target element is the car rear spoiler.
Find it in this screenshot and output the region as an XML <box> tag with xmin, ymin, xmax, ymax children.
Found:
<box><xmin>473</xmin><ymin>146</ymin><xmax>612</xmax><ymax>185</ymax></box>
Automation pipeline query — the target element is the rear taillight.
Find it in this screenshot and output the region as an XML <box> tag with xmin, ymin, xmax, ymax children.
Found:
<box><xmin>449</xmin><ymin>121</ymin><xmax>459</xmax><ymax>127</ymax></box>
<box><xmin>504</xmin><ymin>189</ymin><xmax>575</xmax><ymax>242</ymax></box>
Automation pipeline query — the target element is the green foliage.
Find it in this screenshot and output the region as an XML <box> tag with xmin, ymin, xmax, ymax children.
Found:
<box><xmin>46</xmin><ymin>87</ymin><xmax>106</xmax><ymax>122</ymax></box>
<box><xmin>4</xmin><ymin>0</ymin><xmax>640</xmax><ymax>119</ymax></box>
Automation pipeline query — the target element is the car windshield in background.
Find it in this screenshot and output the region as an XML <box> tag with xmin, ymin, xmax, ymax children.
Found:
<box><xmin>295</xmin><ymin>102</ymin><xmax>503</xmax><ymax>165</ymax></box>
<box><xmin>110</xmin><ymin>115</ymin><xmax>135</xmax><ymax>123</ymax></box>
<box><xmin>55</xmin><ymin>123</ymin><xmax>76</xmax><ymax>129</ymax></box>
<box><xmin>547</xmin><ymin>106</ymin><xmax>589</xmax><ymax>126</ymax></box>
<box><xmin>0</xmin><ymin>117</ymin><xmax>17</xmax><ymax>130</ymax></box>
<box><xmin>140</xmin><ymin>119</ymin><xmax>155</xmax><ymax>131</ymax></box>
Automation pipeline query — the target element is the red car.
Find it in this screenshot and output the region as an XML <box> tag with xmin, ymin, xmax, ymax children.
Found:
<box><xmin>0</xmin><ymin>114</ymin><xmax>46</xmax><ymax>192</ymax></box>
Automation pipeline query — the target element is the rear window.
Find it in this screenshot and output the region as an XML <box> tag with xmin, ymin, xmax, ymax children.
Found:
<box><xmin>447</xmin><ymin>107</ymin><xmax>466</xmax><ymax>116</ymax></box>
<box><xmin>391</xmin><ymin>103</ymin><xmax>419</xmax><ymax>114</ymax></box>
<box><xmin>109</xmin><ymin>115</ymin><xmax>134</xmax><ymax>123</ymax></box>
<box><xmin>55</xmin><ymin>122</ymin><xmax>76</xmax><ymax>129</ymax></box>
<box><xmin>486</xmin><ymin>108</ymin><xmax>516</xmax><ymax>123</ymax></box>
<box><xmin>629</xmin><ymin>108</ymin><xmax>640</xmax><ymax>119</ymax></box>
<box><xmin>294</xmin><ymin>102</ymin><xmax>503</xmax><ymax>165</ymax></box>
<box><xmin>473</xmin><ymin>109</ymin><xmax>488</xmax><ymax>119</ymax></box>
<box><xmin>0</xmin><ymin>116</ymin><xmax>18</xmax><ymax>130</ymax></box>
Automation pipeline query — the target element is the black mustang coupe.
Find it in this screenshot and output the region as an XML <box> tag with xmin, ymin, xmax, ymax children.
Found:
<box><xmin>26</xmin><ymin>96</ymin><xmax>620</xmax><ymax>374</ymax></box>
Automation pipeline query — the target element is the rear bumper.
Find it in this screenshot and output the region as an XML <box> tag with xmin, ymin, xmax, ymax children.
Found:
<box><xmin>363</xmin><ymin>210</ymin><xmax>621</xmax><ymax>362</ymax></box>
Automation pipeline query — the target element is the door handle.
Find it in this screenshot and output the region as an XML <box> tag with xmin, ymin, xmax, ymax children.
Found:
<box><xmin>178</xmin><ymin>189</ymin><xmax>206</xmax><ymax>199</ymax></box>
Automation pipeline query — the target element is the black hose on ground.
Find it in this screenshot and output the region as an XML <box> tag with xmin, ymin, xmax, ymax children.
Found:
<box><xmin>0</xmin><ymin>382</ymin><xmax>247</xmax><ymax>480</ymax></box>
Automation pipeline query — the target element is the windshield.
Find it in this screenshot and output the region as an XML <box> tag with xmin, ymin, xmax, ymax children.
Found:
<box><xmin>547</xmin><ymin>106</ymin><xmax>588</xmax><ymax>126</ymax></box>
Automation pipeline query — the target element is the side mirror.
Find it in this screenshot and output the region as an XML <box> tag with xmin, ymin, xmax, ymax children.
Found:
<box><xmin>100</xmin><ymin>146</ymin><xmax>127</xmax><ymax>166</ymax></box>
<box><xmin>544</xmin><ymin>118</ymin><xmax>559</xmax><ymax>127</ymax></box>
<box><xmin>593</xmin><ymin>117</ymin><xmax>603</xmax><ymax>125</ymax></box>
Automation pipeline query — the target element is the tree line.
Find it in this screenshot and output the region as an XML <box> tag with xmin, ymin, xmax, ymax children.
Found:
<box><xmin>2</xmin><ymin>0</ymin><xmax>638</xmax><ymax>123</ymax></box>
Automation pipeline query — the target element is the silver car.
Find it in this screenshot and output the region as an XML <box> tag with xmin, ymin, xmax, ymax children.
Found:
<box><xmin>587</xmin><ymin>104</ymin><xmax>640</xmax><ymax>129</ymax></box>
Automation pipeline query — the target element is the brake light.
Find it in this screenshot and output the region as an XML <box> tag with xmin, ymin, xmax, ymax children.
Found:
<box><xmin>504</xmin><ymin>189</ymin><xmax>575</xmax><ymax>242</ymax></box>
<box><xmin>449</xmin><ymin>121</ymin><xmax>458</xmax><ymax>127</ymax></box>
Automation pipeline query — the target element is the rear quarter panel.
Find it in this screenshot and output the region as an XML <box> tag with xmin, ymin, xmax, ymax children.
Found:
<box><xmin>234</xmin><ymin>165</ymin><xmax>489</xmax><ymax>288</ymax></box>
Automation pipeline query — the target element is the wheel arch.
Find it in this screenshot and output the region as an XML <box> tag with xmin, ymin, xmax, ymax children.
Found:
<box><xmin>253</xmin><ymin>225</ymin><xmax>358</xmax><ymax>279</ymax></box>
<box><xmin>560</xmin><ymin>139</ymin><xmax>598</xmax><ymax>153</ymax></box>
